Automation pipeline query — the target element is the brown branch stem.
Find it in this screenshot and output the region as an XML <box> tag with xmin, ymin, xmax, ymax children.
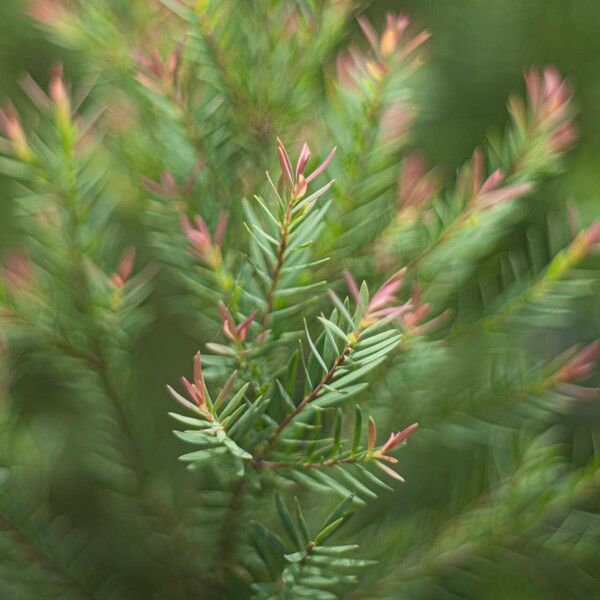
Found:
<box><xmin>260</xmin><ymin>204</ymin><xmax>292</xmax><ymax>326</ymax></box>
<box><xmin>253</xmin><ymin>455</ymin><xmax>361</xmax><ymax>470</ymax></box>
<box><xmin>254</xmin><ymin>336</ymin><xmax>357</xmax><ymax>462</ymax></box>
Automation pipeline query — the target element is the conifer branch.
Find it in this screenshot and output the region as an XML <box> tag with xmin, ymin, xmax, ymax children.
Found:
<box><xmin>3</xmin><ymin>5</ymin><xmax>598</xmax><ymax>598</ymax></box>
<box><xmin>0</xmin><ymin>514</ymin><xmax>94</xmax><ymax>599</ymax></box>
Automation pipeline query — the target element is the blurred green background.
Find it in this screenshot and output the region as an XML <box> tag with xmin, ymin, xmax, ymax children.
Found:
<box><xmin>3</xmin><ymin>0</ymin><xmax>600</xmax><ymax>241</ymax></box>
<box><xmin>1</xmin><ymin>1</ymin><xmax>599</xmax><ymax>598</ymax></box>
<box><xmin>4</xmin><ymin>0</ymin><xmax>599</xmax><ymax>387</ymax></box>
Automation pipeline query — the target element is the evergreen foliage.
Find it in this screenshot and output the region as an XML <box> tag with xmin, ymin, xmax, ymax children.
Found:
<box><xmin>0</xmin><ymin>1</ymin><xmax>598</xmax><ymax>598</ymax></box>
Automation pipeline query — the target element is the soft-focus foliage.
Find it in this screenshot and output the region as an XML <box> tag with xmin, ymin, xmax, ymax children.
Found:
<box><xmin>0</xmin><ymin>1</ymin><xmax>599</xmax><ymax>599</ymax></box>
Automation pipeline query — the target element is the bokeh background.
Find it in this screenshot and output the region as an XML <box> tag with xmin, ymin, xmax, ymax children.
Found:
<box><xmin>1</xmin><ymin>1</ymin><xmax>599</xmax><ymax>598</ymax></box>
<box><xmin>3</xmin><ymin>0</ymin><xmax>600</xmax><ymax>308</ymax></box>
<box><xmin>1</xmin><ymin>9</ymin><xmax>599</xmax><ymax>311</ymax></box>
<box><xmin>3</xmin><ymin>1</ymin><xmax>600</xmax><ymax>195</ymax></box>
